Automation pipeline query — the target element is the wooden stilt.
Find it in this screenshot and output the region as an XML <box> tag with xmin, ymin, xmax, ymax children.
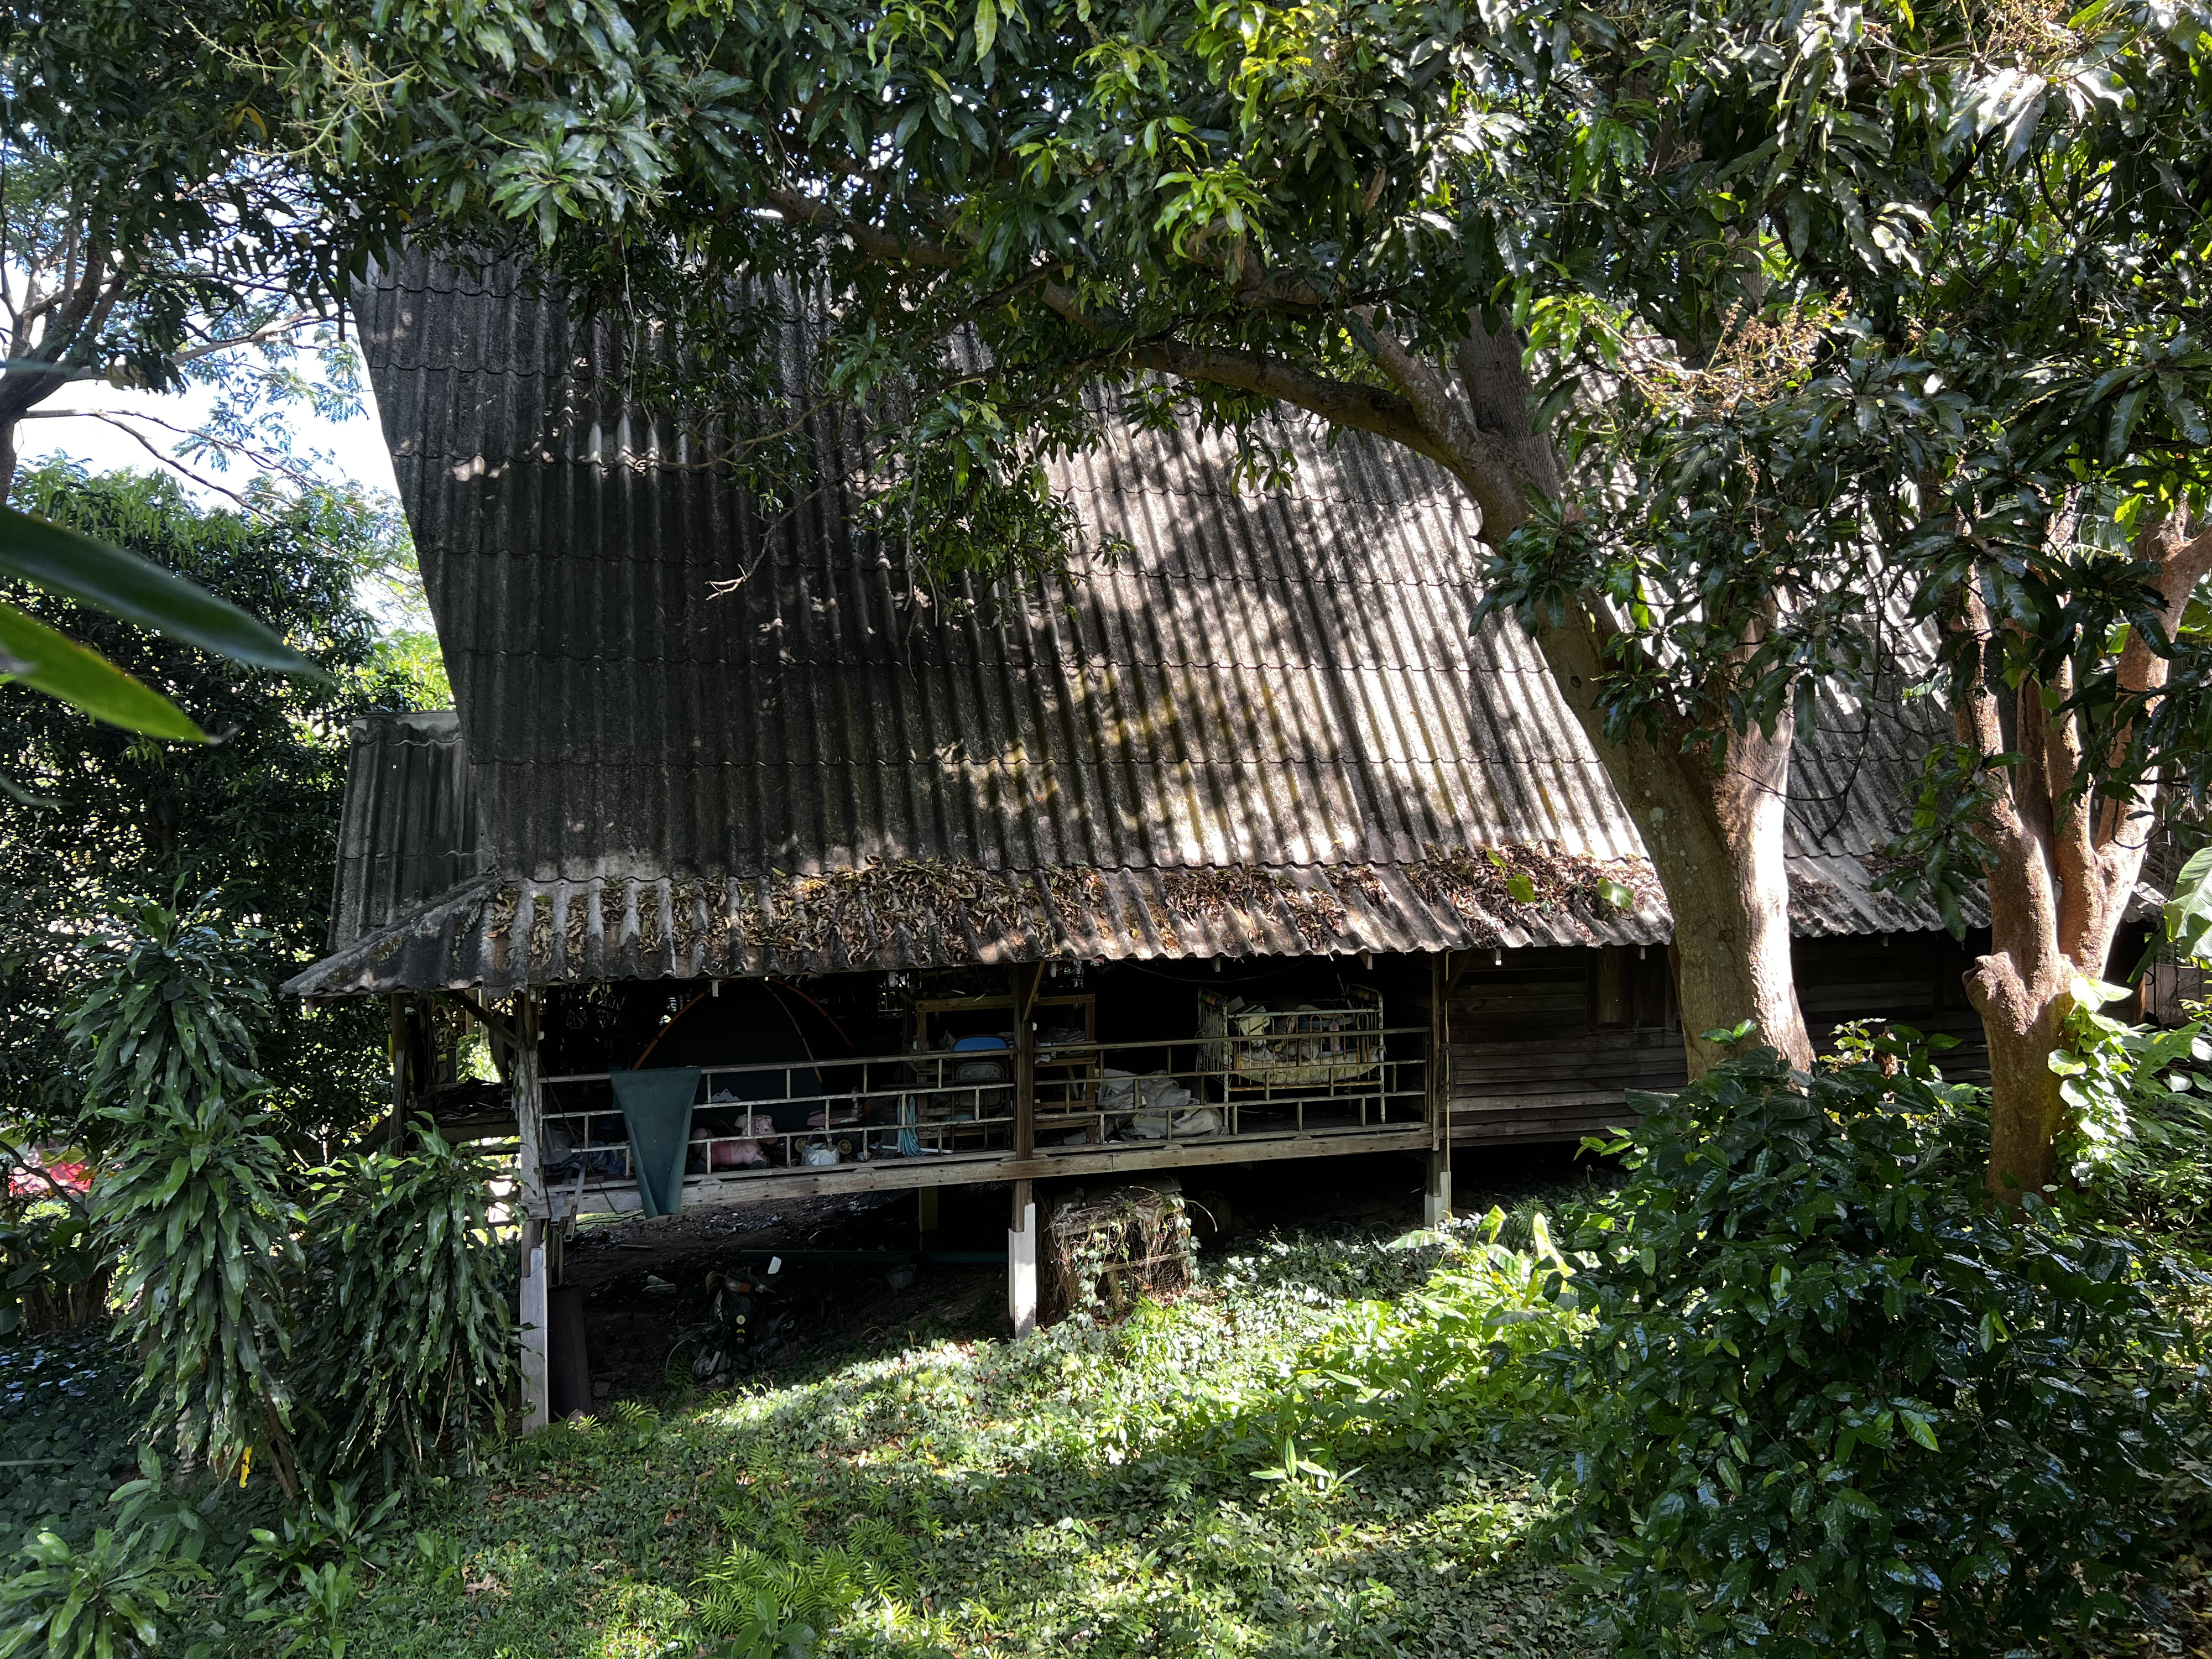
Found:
<box><xmin>1424</xmin><ymin>1147</ymin><xmax>1452</xmax><ymax>1228</ymax></box>
<box><xmin>514</xmin><ymin>992</ymin><xmax>551</xmax><ymax>1433</ymax></box>
<box><xmin>386</xmin><ymin>995</ymin><xmax>411</xmax><ymax>1150</ymax></box>
<box><xmin>1426</xmin><ymin>954</ymin><xmax>1453</xmax><ymax>1228</ymax></box>
<box><xmin>917</xmin><ymin>1186</ymin><xmax>939</xmax><ymax>1257</ymax></box>
<box><xmin>519</xmin><ymin>1215</ymin><xmax>550</xmax><ymax>1432</ymax></box>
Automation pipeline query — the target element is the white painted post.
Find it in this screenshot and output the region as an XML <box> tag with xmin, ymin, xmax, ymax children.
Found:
<box><xmin>1008</xmin><ymin>1190</ymin><xmax>1038</xmax><ymax>1339</ymax></box>
<box><xmin>1425</xmin><ymin>961</ymin><xmax>1453</xmax><ymax>1229</ymax></box>
<box><xmin>1423</xmin><ymin>1152</ymin><xmax>1452</xmax><ymax>1228</ymax></box>
<box><xmin>519</xmin><ymin>1217</ymin><xmax>550</xmax><ymax>1432</ymax></box>
<box><xmin>513</xmin><ymin>993</ymin><xmax>552</xmax><ymax>1432</ymax></box>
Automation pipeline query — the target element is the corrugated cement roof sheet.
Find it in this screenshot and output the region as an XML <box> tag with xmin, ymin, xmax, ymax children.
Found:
<box><xmin>285</xmin><ymin>254</ymin><xmax>1965</xmax><ymax>995</ymax></box>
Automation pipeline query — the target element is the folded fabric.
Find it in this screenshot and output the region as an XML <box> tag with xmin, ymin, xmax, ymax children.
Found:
<box><xmin>610</xmin><ymin>1067</ymin><xmax>701</xmax><ymax>1217</ymax></box>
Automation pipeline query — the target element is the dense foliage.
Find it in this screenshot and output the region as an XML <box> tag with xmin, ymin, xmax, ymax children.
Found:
<box><xmin>0</xmin><ymin>463</ymin><xmax>436</xmax><ymax>1146</ymax></box>
<box><xmin>0</xmin><ymin>0</ymin><xmax>371</xmax><ymax>502</ymax></box>
<box><xmin>0</xmin><ymin>1332</ymin><xmax>142</xmax><ymax>1559</ymax></box>
<box><xmin>295</xmin><ymin>1129</ymin><xmax>513</xmax><ymax>1484</ymax></box>
<box><xmin>66</xmin><ymin>907</ymin><xmax>515</xmax><ymax>1509</ymax></box>
<box><xmin>80</xmin><ymin>905</ymin><xmax>305</xmax><ymax>1496</ymax></box>
<box><xmin>1550</xmin><ymin>1039</ymin><xmax>2209</xmax><ymax>1656</ymax></box>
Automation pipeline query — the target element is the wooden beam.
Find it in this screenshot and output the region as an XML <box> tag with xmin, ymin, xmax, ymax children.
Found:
<box><xmin>1011</xmin><ymin>962</ymin><xmax>1042</xmax><ymax>1162</ymax></box>
<box><xmin>538</xmin><ymin>1125</ymin><xmax>1435</xmax><ymax>1217</ymax></box>
<box><xmin>440</xmin><ymin>987</ymin><xmax>520</xmax><ymax>1052</ymax></box>
<box><xmin>385</xmin><ymin>995</ymin><xmax>410</xmax><ymax>1150</ymax></box>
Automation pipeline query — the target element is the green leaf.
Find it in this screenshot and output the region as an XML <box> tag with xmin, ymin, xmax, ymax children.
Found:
<box><xmin>973</xmin><ymin>0</ymin><xmax>998</xmax><ymax>60</ymax></box>
<box><xmin>1506</xmin><ymin>874</ymin><xmax>1538</xmax><ymax>903</ymax></box>
<box><xmin>0</xmin><ymin>506</ymin><xmax>315</xmax><ymax>675</ymax></box>
<box><xmin>0</xmin><ymin>601</ymin><xmax>205</xmax><ymax>740</ymax></box>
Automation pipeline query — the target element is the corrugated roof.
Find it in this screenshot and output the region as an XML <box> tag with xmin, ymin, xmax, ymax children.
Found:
<box><xmin>286</xmin><ymin>254</ymin><xmax>1965</xmax><ymax>996</ymax></box>
<box><xmin>324</xmin><ymin>709</ymin><xmax>488</xmax><ymax>952</ymax></box>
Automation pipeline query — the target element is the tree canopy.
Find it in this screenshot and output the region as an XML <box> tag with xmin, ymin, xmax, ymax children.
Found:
<box><xmin>252</xmin><ymin>0</ymin><xmax>2212</xmax><ymax>1186</ymax></box>
<box><xmin>0</xmin><ymin>462</ymin><xmax>440</xmax><ymax>1146</ymax></box>
<box><xmin>0</xmin><ymin>1</ymin><xmax>374</xmax><ymax>503</ymax></box>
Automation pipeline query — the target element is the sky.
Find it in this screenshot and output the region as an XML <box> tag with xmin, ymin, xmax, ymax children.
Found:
<box><xmin>16</xmin><ymin>361</ymin><xmax>403</xmax><ymax>505</ymax></box>
<box><xmin>15</xmin><ymin>347</ymin><xmax>427</xmax><ymax>633</ymax></box>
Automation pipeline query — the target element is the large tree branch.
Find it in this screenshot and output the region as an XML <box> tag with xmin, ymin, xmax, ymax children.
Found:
<box><xmin>1346</xmin><ymin>302</ymin><xmax>1552</xmax><ymax>543</ymax></box>
<box><xmin>763</xmin><ymin>189</ymin><xmax>1459</xmax><ymax>471</ymax></box>
<box><xmin>1950</xmin><ymin>576</ymin><xmax>2033</xmax><ymax>869</ymax></box>
<box><xmin>170</xmin><ymin>312</ymin><xmax>321</xmax><ymax>367</ymax></box>
<box><xmin>1023</xmin><ymin>280</ymin><xmax>1458</xmax><ymax>469</ymax></box>
<box><xmin>2100</xmin><ymin>513</ymin><xmax>2212</xmax><ymax>848</ymax></box>
<box><xmin>764</xmin><ymin>188</ymin><xmax>966</xmax><ymax>270</ymax></box>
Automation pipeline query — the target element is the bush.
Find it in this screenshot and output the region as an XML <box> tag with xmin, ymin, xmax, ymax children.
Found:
<box><xmin>0</xmin><ymin>1527</ymin><xmax>205</xmax><ymax>1659</ymax></box>
<box><xmin>72</xmin><ymin>906</ymin><xmax>304</xmax><ymax>1496</ymax></box>
<box><xmin>294</xmin><ymin>1125</ymin><xmax>514</xmax><ymax>1483</ymax></box>
<box><xmin>1548</xmin><ymin>1037</ymin><xmax>2208</xmax><ymax>1657</ymax></box>
<box><xmin>96</xmin><ymin>1089</ymin><xmax>303</xmax><ymax>1496</ymax></box>
<box><xmin>74</xmin><ymin>908</ymin><xmax>514</xmax><ymax>1503</ymax></box>
<box><xmin>0</xmin><ymin>1206</ymin><xmax>106</xmax><ymax>1339</ymax></box>
<box><xmin>2053</xmin><ymin>984</ymin><xmax>2212</xmax><ymax>1243</ymax></box>
<box><xmin>1203</xmin><ymin>1215</ymin><xmax>1579</xmax><ymax>1465</ymax></box>
<box><xmin>0</xmin><ymin>1454</ymin><xmax>224</xmax><ymax>1659</ymax></box>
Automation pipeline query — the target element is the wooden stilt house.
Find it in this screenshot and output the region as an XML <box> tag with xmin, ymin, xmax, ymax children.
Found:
<box><xmin>285</xmin><ymin>255</ymin><xmax>1989</xmax><ymax>1426</ymax></box>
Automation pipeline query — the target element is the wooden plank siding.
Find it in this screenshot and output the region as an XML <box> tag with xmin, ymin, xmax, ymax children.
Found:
<box><xmin>1446</xmin><ymin>932</ymin><xmax>1989</xmax><ymax>1146</ymax></box>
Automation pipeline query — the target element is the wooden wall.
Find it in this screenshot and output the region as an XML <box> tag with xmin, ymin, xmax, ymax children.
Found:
<box><xmin>1444</xmin><ymin>931</ymin><xmax>1988</xmax><ymax>1147</ymax></box>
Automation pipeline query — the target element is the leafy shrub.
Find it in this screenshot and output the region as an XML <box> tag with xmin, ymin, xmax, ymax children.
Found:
<box><xmin>693</xmin><ymin>1539</ymin><xmax>905</xmax><ymax>1658</ymax></box>
<box><xmin>95</xmin><ymin>1090</ymin><xmax>302</xmax><ymax>1496</ymax></box>
<box><xmin>73</xmin><ymin>904</ymin><xmax>305</xmax><ymax>1494</ymax></box>
<box><xmin>1206</xmin><ymin>1214</ymin><xmax>1578</xmax><ymax>1465</ymax></box>
<box><xmin>65</xmin><ymin>900</ymin><xmax>269</xmax><ymax>1153</ymax></box>
<box><xmin>0</xmin><ymin>1522</ymin><xmax>209</xmax><ymax>1659</ymax></box>
<box><xmin>2052</xmin><ymin>984</ymin><xmax>2212</xmax><ymax>1240</ymax></box>
<box><xmin>76</xmin><ymin>912</ymin><xmax>514</xmax><ymax>1501</ymax></box>
<box><xmin>0</xmin><ymin>1207</ymin><xmax>106</xmax><ymax>1340</ymax></box>
<box><xmin>238</xmin><ymin>1481</ymin><xmax>400</xmax><ymax>1659</ymax></box>
<box><xmin>0</xmin><ymin>1332</ymin><xmax>145</xmax><ymax>1556</ymax></box>
<box><xmin>1549</xmin><ymin>1040</ymin><xmax>2207</xmax><ymax>1657</ymax></box>
<box><xmin>294</xmin><ymin>1126</ymin><xmax>513</xmax><ymax>1482</ymax></box>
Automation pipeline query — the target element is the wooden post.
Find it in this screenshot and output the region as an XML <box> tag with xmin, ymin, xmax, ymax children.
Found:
<box><xmin>1008</xmin><ymin>1178</ymin><xmax>1038</xmax><ymax>1338</ymax></box>
<box><xmin>1426</xmin><ymin>954</ymin><xmax>1453</xmax><ymax>1227</ymax></box>
<box><xmin>513</xmin><ymin>992</ymin><xmax>551</xmax><ymax>1432</ymax></box>
<box><xmin>385</xmin><ymin>995</ymin><xmax>411</xmax><ymax>1150</ymax></box>
<box><xmin>917</xmin><ymin>1186</ymin><xmax>938</xmax><ymax>1257</ymax></box>
<box><xmin>1010</xmin><ymin>962</ymin><xmax>1041</xmax><ymax>1161</ymax></box>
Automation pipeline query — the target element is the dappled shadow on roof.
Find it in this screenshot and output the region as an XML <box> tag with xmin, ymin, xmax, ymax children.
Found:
<box><xmin>295</xmin><ymin>257</ymin><xmax>1963</xmax><ymax>995</ymax></box>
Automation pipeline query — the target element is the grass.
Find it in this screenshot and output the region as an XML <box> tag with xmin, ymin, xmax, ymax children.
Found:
<box><xmin>336</xmin><ymin>1224</ymin><xmax>1595</xmax><ymax>1658</ymax></box>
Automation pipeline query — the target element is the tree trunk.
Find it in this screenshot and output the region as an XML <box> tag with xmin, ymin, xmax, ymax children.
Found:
<box><xmin>1952</xmin><ymin>515</ymin><xmax>2212</xmax><ymax>1200</ymax></box>
<box><xmin>1537</xmin><ymin>615</ymin><xmax>1814</xmax><ymax>1073</ymax></box>
<box><xmin>1971</xmin><ymin>965</ymin><xmax>2072</xmax><ymax>1199</ymax></box>
<box><xmin>1370</xmin><ymin>313</ymin><xmax>1815</xmax><ymax>1078</ymax></box>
